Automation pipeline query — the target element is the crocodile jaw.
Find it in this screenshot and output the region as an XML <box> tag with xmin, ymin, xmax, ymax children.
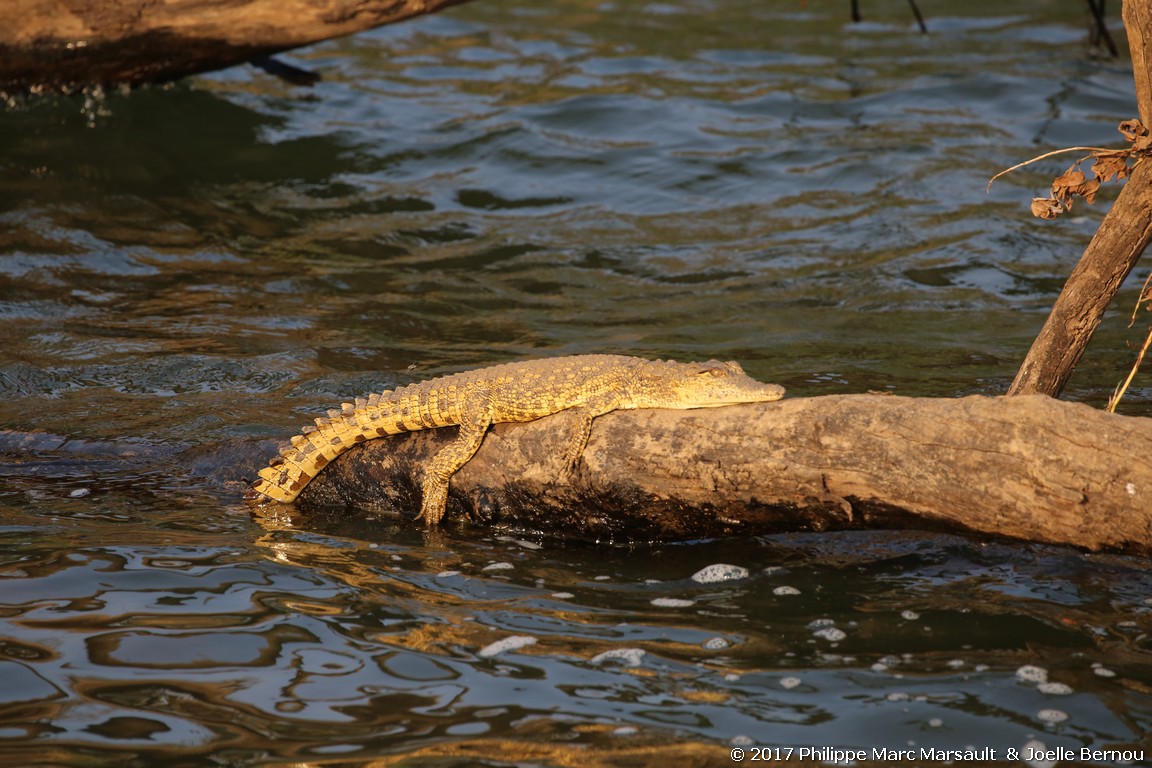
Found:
<box><xmin>631</xmin><ymin>359</ymin><xmax>785</xmax><ymax>410</ymax></box>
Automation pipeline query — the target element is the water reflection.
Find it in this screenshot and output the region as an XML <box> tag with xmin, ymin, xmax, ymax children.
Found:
<box><xmin>1</xmin><ymin>522</ymin><xmax>1148</xmax><ymax>763</ymax></box>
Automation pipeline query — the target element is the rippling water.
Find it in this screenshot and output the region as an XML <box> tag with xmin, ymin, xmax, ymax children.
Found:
<box><xmin>1</xmin><ymin>0</ymin><xmax>1151</xmax><ymax>764</ymax></box>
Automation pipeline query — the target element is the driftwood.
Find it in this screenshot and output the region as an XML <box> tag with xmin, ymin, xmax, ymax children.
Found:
<box><xmin>286</xmin><ymin>394</ymin><xmax>1152</xmax><ymax>555</ymax></box>
<box><xmin>1009</xmin><ymin>0</ymin><xmax>1152</xmax><ymax>397</ymax></box>
<box><xmin>1</xmin><ymin>0</ymin><xmax>473</xmax><ymax>94</ymax></box>
<box><xmin>1008</xmin><ymin>157</ymin><xmax>1152</xmax><ymax>397</ymax></box>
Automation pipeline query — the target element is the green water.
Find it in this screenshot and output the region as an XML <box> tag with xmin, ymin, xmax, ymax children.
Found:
<box><xmin>1</xmin><ymin>0</ymin><xmax>1150</xmax><ymax>764</ymax></box>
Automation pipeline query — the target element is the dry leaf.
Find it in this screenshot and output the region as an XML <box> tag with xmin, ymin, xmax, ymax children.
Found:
<box><xmin>1080</xmin><ymin>176</ymin><xmax>1101</xmax><ymax>203</ymax></box>
<box><xmin>1119</xmin><ymin>120</ymin><xmax>1152</xmax><ymax>152</ymax></box>
<box><xmin>1051</xmin><ymin>165</ymin><xmax>1086</xmax><ymax>206</ymax></box>
<box><xmin>1065</xmin><ymin>174</ymin><xmax>1100</xmax><ymax>204</ymax></box>
<box><xmin>1051</xmin><ymin>164</ymin><xmax>1101</xmax><ymax>208</ymax></box>
<box><xmin>994</xmin><ymin>116</ymin><xmax>1151</xmax><ymax>222</ymax></box>
<box><xmin>1118</xmin><ymin>118</ymin><xmax>1148</xmax><ymax>142</ymax></box>
<box><xmin>1031</xmin><ymin>197</ymin><xmax>1064</xmax><ymax>219</ymax></box>
<box><xmin>1091</xmin><ymin>154</ymin><xmax>1130</xmax><ymax>182</ymax></box>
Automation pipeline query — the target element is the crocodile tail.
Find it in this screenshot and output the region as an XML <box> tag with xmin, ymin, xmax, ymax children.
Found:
<box><xmin>247</xmin><ymin>390</ymin><xmax>406</xmax><ymax>503</ymax></box>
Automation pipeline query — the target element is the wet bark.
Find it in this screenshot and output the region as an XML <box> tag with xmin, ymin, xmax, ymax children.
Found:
<box><xmin>1008</xmin><ymin>0</ymin><xmax>1152</xmax><ymax>396</ymax></box>
<box><xmin>286</xmin><ymin>395</ymin><xmax>1152</xmax><ymax>555</ymax></box>
<box><xmin>0</xmin><ymin>0</ymin><xmax>474</xmax><ymax>94</ymax></box>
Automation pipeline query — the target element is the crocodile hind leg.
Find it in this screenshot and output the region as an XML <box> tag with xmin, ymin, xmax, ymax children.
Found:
<box><xmin>418</xmin><ymin>410</ymin><xmax>492</xmax><ymax>526</ymax></box>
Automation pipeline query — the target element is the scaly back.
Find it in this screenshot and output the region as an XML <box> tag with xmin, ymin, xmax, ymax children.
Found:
<box><xmin>246</xmin><ymin>354</ymin><xmax>784</xmax><ymax>505</ymax></box>
<box><xmin>248</xmin><ymin>355</ymin><xmax>649</xmax><ymax>503</ymax></box>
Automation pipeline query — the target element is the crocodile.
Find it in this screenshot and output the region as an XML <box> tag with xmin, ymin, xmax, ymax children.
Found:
<box><xmin>246</xmin><ymin>354</ymin><xmax>785</xmax><ymax>526</ymax></box>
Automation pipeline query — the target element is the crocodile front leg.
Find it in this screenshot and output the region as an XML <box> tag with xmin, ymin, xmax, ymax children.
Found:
<box><xmin>418</xmin><ymin>408</ymin><xmax>492</xmax><ymax>526</ymax></box>
<box><xmin>560</xmin><ymin>393</ymin><xmax>629</xmax><ymax>476</ymax></box>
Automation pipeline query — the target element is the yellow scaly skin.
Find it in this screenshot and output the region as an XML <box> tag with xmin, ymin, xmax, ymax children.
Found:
<box><xmin>247</xmin><ymin>354</ymin><xmax>785</xmax><ymax>526</ymax></box>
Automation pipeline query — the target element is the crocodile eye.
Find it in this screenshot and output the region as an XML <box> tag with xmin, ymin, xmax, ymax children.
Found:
<box><xmin>697</xmin><ymin>366</ymin><xmax>726</xmax><ymax>377</ymax></box>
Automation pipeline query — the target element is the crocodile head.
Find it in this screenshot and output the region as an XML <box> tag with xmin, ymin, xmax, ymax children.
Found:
<box><xmin>630</xmin><ymin>359</ymin><xmax>785</xmax><ymax>409</ymax></box>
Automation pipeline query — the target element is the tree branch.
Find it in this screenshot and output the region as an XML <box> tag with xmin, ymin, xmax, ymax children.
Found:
<box><xmin>1007</xmin><ymin>0</ymin><xmax>1152</xmax><ymax>396</ymax></box>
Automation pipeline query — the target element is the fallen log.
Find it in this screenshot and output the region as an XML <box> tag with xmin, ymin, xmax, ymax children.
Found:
<box><xmin>281</xmin><ymin>394</ymin><xmax>1152</xmax><ymax>554</ymax></box>
<box><xmin>1</xmin><ymin>0</ymin><xmax>473</xmax><ymax>94</ymax></box>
